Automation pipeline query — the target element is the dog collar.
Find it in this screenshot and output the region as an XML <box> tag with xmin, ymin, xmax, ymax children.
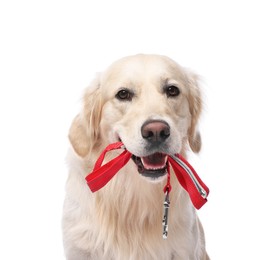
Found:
<box><xmin>85</xmin><ymin>142</ymin><xmax>209</xmax><ymax>238</ymax></box>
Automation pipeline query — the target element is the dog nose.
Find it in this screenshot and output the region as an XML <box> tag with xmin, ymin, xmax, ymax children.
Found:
<box><xmin>141</xmin><ymin>120</ymin><xmax>170</xmax><ymax>143</ymax></box>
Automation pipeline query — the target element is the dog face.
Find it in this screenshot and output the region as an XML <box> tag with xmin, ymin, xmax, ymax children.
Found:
<box><xmin>69</xmin><ymin>54</ymin><xmax>202</xmax><ymax>180</ymax></box>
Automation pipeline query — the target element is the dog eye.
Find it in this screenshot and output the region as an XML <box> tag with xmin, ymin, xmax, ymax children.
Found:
<box><xmin>115</xmin><ymin>89</ymin><xmax>134</xmax><ymax>101</ymax></box>
<box><xmin>165</xmin><ymin>85</ymin><xmax>180</xmax><ymax>97</ymax></box>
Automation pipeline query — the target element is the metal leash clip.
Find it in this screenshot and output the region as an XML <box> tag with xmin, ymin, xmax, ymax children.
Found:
<box><xmin>162</xmin><ymin>188</ymin><xmax>170</xmax><ymax>239</ymax></box>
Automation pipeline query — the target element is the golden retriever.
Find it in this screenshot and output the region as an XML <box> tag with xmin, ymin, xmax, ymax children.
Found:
<box><xmin>63</xmin><ymin>54</ymin><xmax>209</xmax><ymax>259</ymax></box>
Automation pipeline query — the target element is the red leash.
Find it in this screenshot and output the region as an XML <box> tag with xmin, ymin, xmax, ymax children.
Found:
<box><xmin>85</xmin><ymin>142</ymin><xmax>209</xmax><ymax>209</ymax></box>
<box><xmin>85</xmin><ymin>142</ymin><xmax>209</xmax><ymax>239</ymax></box>
<box><xmin>86</xmin><ymin>143</ymin><xmax>132</xmax><ymax>192</ymax></box>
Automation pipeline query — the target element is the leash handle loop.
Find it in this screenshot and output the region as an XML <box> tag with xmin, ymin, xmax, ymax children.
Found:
<box><xmin>85</xmin><ymin>142</ymin><xmax>131</xmax><ymax>192</ymax></box>
<box><xmin>85</xmin><ymin>142</ymin><xmax>209</xmax><ymax>210</ymax></box>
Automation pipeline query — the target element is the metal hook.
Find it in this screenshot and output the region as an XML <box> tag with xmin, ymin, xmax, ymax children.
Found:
<box><xmin>162</xmin><ymin>189</ymin><xmax>170</xmax><ymax>239</ymax></box>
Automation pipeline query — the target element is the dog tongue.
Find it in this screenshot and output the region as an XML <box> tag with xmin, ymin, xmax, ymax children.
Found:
<box><xmin>141</xmin><ymin>153</ymin><xmax>167</xmax><ymax>170</ymax></box>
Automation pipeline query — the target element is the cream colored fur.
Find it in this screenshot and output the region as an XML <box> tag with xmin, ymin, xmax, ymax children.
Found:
<box><xmin>63</xmin><ymin>54</ymin><xmax>209</xmax><ymax>260</ymax></box>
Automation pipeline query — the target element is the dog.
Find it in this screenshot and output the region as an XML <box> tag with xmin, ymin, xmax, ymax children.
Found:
<box><xmin>62</xmin><ymin>54</ymin><xmax>209</xmax><ymax>259</ymax></box>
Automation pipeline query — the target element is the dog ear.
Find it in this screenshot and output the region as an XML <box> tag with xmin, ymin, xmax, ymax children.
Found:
<box><xmin>69</xmin><ymin>76</ymin><xmax>102</xmax><ymax>157</ymax></box>
<box><xmin>186</xmin><ymin>73</ymin><xmax>202</xmax><ymax>153</ymax></box>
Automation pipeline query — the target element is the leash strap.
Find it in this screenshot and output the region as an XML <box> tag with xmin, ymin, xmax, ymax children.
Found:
<box><xmin>85</xmin><ymin>142</ymin><xmax>132</xmax><ymax>192</ymax></box>
<box><xmin>85</xmin><ymin>142</ymin><xmax>209</xmax><ymax>209</ymax></box>
<box><xmin>168</xmin><ymin>155</ymin><xmax>209</xmax><ymax>209</ymax></box>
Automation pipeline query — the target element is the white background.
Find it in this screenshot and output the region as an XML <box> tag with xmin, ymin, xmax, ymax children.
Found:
<box><xmin>1</xmin><ymin>0</ymin><xmax>267</xmax><ymax>259</ymax></box>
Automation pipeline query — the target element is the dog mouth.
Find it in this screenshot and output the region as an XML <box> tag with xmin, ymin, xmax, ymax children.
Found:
<box><xmin>131</xmin><ymin>153</ymin><xmax>168</xmax><ymax>179</ymax></box>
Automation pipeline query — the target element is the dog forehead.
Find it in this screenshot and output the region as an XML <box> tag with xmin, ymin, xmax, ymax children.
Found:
<box><xmin>101</xmin><ymin>54</ymin><xmax>185</xmax><ymax>88</ymax></box>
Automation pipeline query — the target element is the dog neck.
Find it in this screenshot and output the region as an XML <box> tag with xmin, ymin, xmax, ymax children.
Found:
<box><xmin>91</xmin><ymin>160</ymin><xmax>190</xmax><ymax>257</ymax></box>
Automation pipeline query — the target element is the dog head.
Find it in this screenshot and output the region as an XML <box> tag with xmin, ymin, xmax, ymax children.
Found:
<box><xmin>69</xmin><ymin>54</ymin><xmax>202</xmax><ymax>180</ymax></box>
